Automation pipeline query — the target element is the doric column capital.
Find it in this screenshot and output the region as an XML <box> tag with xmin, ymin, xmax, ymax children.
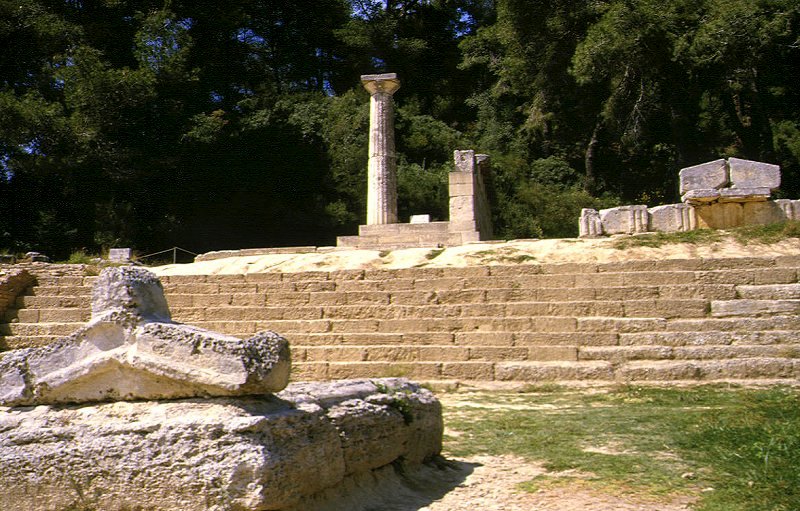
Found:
<box><xmin>361</xmin><ymin>73</ymin><xmax>401</xmax><ymax>96</ymax></box>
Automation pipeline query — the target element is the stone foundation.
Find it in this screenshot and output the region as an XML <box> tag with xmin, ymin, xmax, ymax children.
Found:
<box><xmin>0</xmin><ymin>378</ymin><xmax>443</xmax><ymax>511</ymax></box>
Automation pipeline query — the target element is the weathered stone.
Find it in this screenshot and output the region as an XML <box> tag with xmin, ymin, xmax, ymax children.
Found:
<box><xmin>579</xmin><ymin>208</ymin><xmax>602</xmax><ymax>237</ymax></box>
<box><xmin>679</xmin><ymin>159</ymin><xmax>728</xmax><ymax>195</ymax></box>
<box><xmin>774</xmin><ymin>199</ymin><xmax>800</xmax><ymax>220</ymax></box>
<box><xmin>741</xmin><ymin>201</ymin><xmax>788</xmax><ymax>225</ymax></box>
<box><xmin>0</xmin><ymin>378</ymin><xmax>443</xmax><ymax>511</ymax></box>
<box><xmin>681</xmin><ymin>188</ymin><xmax>720</xmax><ymax>204</ymax></box>
<box><xmin>362</xmin><ymin>73</ymin><xmax>401</xmax><ymax>225</ymax></box>
<box><xmin>711</xmin><ymin>299</ymin><xmax>800</xmax><ymax>317</ymax></box>
<box><xmin>108</xmin><ymin>247</ymin><xmax>133</xmax><ymax>262</ymax></box>
<box><xmin>92</xmin><ymin>265</ymin><xmax>171</xmax><ymax>321</ymax></box>
<box><xmin>24</xmin><ymin>251</ymin><xmax>50</xmax><ymax>262</ymax></box>
<box><xmin>694</xmin><ymin>202</ymin><xmax>743</xmax><ymax>229</ymax></box>
<box><xmin>728</xmin><ymin>157</ymin><xmax>780</xmax><ymax>190</ymax></box>
<box><xmin>648</xmin><ymin>203</ymin><xmax>696</xmax><ymax>232</ymax></box>
<box><xmin>0</xmin><ymin>266</ymin><xmax>290</xmax><ymax>406</ymax></box>
<box><xmin>599</xmin><ymin>205</ymin><xmax>649</xmax><ymax>234</ymax></box>
<box><xmin>718</xmin><ymin>187</ymin><xmax>771</xmax><ymax>202</ymax></box>
<box><xmin>449</xmin><ymin>150</ymin><xmax>493</xmax><ymax>240</ymax></box>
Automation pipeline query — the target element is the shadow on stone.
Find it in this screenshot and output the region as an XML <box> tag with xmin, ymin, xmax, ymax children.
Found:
<box><xmin>292</xmin><ymin>456</ymin><xmax>479</xmax><ymax>511</ymax></box>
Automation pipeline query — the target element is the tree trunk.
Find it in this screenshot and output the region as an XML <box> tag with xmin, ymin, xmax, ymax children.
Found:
<box><xmin>584</xmin><ymin>117</ymin><xmax>602</xmax><ymax>195</ymax></box>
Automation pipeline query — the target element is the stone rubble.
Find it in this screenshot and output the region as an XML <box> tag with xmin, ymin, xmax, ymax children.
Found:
<box><xmin>580</xmin><ymin>157</ymin><xmax>794</xmax><ymax>237</ymax></box>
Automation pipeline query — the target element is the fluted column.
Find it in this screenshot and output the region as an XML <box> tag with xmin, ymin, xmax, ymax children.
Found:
<box><xmin>362</xmin><ymin>73</ymin><xmax>401</xmax><ymax>225</ymax></box>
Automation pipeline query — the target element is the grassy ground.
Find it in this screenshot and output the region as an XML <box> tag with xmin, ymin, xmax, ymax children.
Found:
<box><xmin>442</xmin><ymin>385</ymin><xmax>800</xmax><ymax>511</ymax></box>
<box><xmin>611</xmin><ymin>220</ymin><xmax>800</xmax><ymax>249</ymax></box>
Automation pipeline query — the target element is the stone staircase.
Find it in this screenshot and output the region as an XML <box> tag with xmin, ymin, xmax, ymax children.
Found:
<box><xmin>2</xmin><ymin>256</ymin><xmax>800</xmax><ymax>385</ymax></box>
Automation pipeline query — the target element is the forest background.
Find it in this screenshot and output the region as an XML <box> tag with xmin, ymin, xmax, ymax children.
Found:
<box><xmin>1</xmin><ymin>0</ymin><xmax>798</xmax><ymax>259</ymax></box>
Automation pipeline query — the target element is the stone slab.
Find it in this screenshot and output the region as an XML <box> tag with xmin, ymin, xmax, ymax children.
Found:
<box><xmin>728</xmin><ymin>157</ymin><xmax>780</xmax><ymax>190</ymax></box>
<box><xmin>681</xmin><ymin>189</ymin><xmax>720</xmax><ymax>203</ymax></box>
<box><xmin>598</xmin><ymin>205</ymin><xmax>648</xmax><ymax>234</ymax></box>
<box><xmin>648</xmin><ymin>203</ymin><xmax>696</xmax><ymax>232</ymax></box>
<box><xmin>718</xmin><ymin>187</ymin><xmax>771</xmax><ymax>202</ymax></box>
<box><xmin>679</xmin><ymin>159</ymin><xmax>727</xmax><ymax>195</ymax></box>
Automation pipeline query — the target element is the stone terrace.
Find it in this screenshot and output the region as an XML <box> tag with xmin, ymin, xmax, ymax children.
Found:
<box><xmin>3</xmin><ymin>256</ymin><xmax>800</xmax><ymax>385</ymax></box>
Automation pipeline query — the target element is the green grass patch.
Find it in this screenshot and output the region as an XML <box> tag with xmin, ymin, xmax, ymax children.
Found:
<box><xmin>612</xmin><ymin>229</ymin><xmax>724</xmax><ymax>249</ymax></box>
<box><xmin>63</xmin><ymin>250</ymin><xmax>97</xmax><ymax>264</ymax></box>
<box><xmin>442</xmin><ymin>385</ymin><xmax>800</xmax><ymax>509</ymax></box>
<box><xmin>612</xmin><ymin>221</ymin><xmax>800</xmax><ymax>250</ymax></box>
<box><xmin>730</xmin><ymin>220</ymin><xmax>800</xmax><ymax>245</ymax></box>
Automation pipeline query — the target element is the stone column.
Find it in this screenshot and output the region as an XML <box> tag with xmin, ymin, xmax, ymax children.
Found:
<box><xmin>362</xmin><ymin>73</ymin><xmax>401</xmax><ymax>225</ymax></box>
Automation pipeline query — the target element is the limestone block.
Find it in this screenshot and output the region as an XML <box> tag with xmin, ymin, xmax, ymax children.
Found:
<box><xmin>108</xmin><ymin>248</ymin><xmax>132</xmax><ymax>262</ymax></box>
<box><xmin>718</xmin><ymin>187</ymin><xmax>771</xmax><ymax>202</ymax></box>
<box><xmin>599</xmin><ymin>205</ymin><xmax>649</xmax><ymax>234</ymax></box>
<box><xmin>711</xmin><ymin>299</ymin><xmax>800</xmax><ymax>317</ymax></box>
<box><xmin>453</xmin><ymin>149</ymin><xmax>476</xmax><ymax>173</ymax></box>
<box><xmin>742</xmin><ymin>201</ymin><xmax>788</xmax><ymax>225</ymax></box>
<box><xmin>774</xmin><ymin>199</ymin><xmax>800</xmax><ymax>220</ymax></box>
<box><xmin>648</xmin><ymin>203</ymin><xmax>696</xmax><ymax>232</ymax></box>
<box><xmin>0</xmin><ymin>378</ymin><xmax>443</xmax><ymax>511</ymax></box>
<box><xmin>91</xmin><ymin>265</ymin><xmax>171</xmax><ymax>322</ymax></box>
<box><xmin>728</xmin><ymin>157</ymin><xmax>780</xmax><ymax>190</ymax></box>
<box><xmin>679</xmin><ymin>159</ymin><xmax>727</xmax><ymax>194</ymax></box>
<box><xmin>681</xmin><ymin>189</ymin><xmax>720</xmax><ymax>204</ymax></box>
<box><xmin>694</xmin><ymin>202</ymin><xmax>743</xmax><ymax>229</ymax></box>
<box><xmin>579</xmin><ymin>208</ymin><xmax>602</xmax><ymax>237</ymax></box>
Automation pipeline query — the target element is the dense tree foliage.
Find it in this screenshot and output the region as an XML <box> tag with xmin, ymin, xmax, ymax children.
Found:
<box><xmin>0</xmin><ymin>0</ymin><xmax>798</xmax><ymax>258</ymax></box>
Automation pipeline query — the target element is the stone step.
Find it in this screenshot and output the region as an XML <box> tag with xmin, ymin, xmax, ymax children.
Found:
<box><xmin>617</xmin><ymin>358</ymin><xmax>800</xmax><ymax>380</ymax></box>
<box><xmin>619</xmin><ymin>330</ymin><xmax>800</xmax><ymax>346</ymax></box>
<box><xmin>579</xmin><ymin>344</ymin><xmax>800</xmax><ymax>362</ymax></box>
<box><xmin>161</xmin><ymin>299</ymin><xmax>709</xmax><ymax>323</ymax></box>
<box><xmin>16</xmin><ymin>295</ymin><xmax>92</xmax><ymax>309</ymax></box>
<box><xmin>294</xmin><ymin>345</ymin><xmax>578</xmax><ymax>363</ymax></box>
<box><xmin>0</xmin><ymin>322</ymin><xmax>84</xmax><ymax>337</ymax></box>
<box><xmin>0</xmin><ymin>335</ymin><xmax>65</xmax><ymax>350</ymax></box>
<box><xmin>666</xmin><ymin>315</ymin><xmax>800</xmax><ymax>332</ymax></box>
<box><xmin>736</xmin><ymin>283</ymin><xmax>800</xmax><ymax>300</ymax></box>
<box><xmin>494</xmin><ymin>361</ymin><xmax>615</xmax><ymax>381</ymax></box>
<box><xmin>31</xmin><ymin>275</ymin><xmax>93</xmax><ymax>286</ymax></box>
<box><xmin>711</xmin><ymin>299</ymin><xmax>800</xmax><ymax>317</ymax></box>
<box><xmin>24</xmin><ymin>285</ymin><xmax>92</xmax><ymax>297</ymax></box>
<box><xmin>4</xmin><ymin>308</ymin><xmax>90</xmax><ymax>324</ymax></box>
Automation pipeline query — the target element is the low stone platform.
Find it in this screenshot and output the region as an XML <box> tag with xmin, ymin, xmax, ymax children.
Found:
<box><xmin>0</xmin><ymin>378</ymin><xmax>443</xmax><ymax>511</ymax></box>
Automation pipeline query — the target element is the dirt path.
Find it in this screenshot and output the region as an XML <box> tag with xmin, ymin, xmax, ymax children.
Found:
<box><xmin>413</xmin><ymin>454</ymin><xmax>694</xmax><ymax>511</ymax></box>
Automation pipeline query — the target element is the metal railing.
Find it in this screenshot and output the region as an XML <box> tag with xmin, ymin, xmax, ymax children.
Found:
<box><xmin>136</xmin><ymin>247</ymin><xmax>198</xmax><ymax>265</ymax></box>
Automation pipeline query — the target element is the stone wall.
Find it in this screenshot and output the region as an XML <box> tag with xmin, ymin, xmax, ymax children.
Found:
<box><xmin>0</xmin><ymin>269</ymin><xmax>35</xmax><ymax>323</ymax></box>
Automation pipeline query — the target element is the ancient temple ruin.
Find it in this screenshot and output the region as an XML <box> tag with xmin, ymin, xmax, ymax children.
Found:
<box><xmin>337</xmin><ymin>73</ymin><xmax>493</xmax><ymax>249</ymax></box>
<box><xmin>580</xmin><ymin>157</ymin><xmax>800</xmax><ymax>237</ymax></box>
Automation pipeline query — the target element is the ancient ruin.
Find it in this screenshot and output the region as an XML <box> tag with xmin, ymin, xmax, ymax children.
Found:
<box><xmin>363</xmin><ymin>73</ymin><xmax>402</xmax><ymax>226</ymax></box>
<box><xmin>580</xmin><ymin>157</ymin><xmax>799</xmax><ymax>236</ymax></box>
<box><xmin>338</xmin><ymin>148</ymin><xmax>494</xmax><ymax>249</ymax></box>
<box><xmin>0</xmin><ymin>267</ymin><xmax>443</xmax><ymax>511</ymax></box>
